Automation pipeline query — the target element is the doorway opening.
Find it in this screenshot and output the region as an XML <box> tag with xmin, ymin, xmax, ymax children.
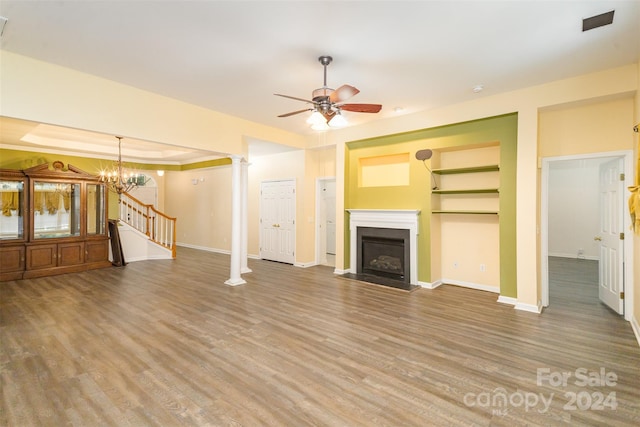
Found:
<box><xmin>316</xmin><ymin>177</ymin><xmax>336</xmax><ymax>267</ymax></box>
<box><xmin>541</xmin><ymin>151</ymin><xmax>634</xmax><ymax>320</ymax></box>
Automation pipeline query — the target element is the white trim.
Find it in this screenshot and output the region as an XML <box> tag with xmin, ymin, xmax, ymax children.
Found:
<box><xmin>177</xmin><ymin>242</ymin><xmax>260</xmax><ymax>259</ymax></box>
<box><xmin>440</xmin><ymin>278</ymin><xmax>500</xmax><ymax>294</ymax></box>
<box><xmin>515</xmin><ymin>301</ymin><xmax>543</xmax><ymax>314</ymax></box>
<box><xmin>121</xmin><ymin>254</ymin><xmax>171</xmax><ymax>262</ymax></box>
<box><xmin>178</xmin><ymin>242</ymin><xmax>230</xmax><ymax>254</ymax></box>
<box><xmin>224</xmin><ymin>278</ymin><xmax>246</xmax><ymax>286</ymax></box>
<box><xmin>347</xmin><ymin>209</ymin><xmax>421</xmax><ymax>285</ymax></box>
<box><xmin>540</xmin><ymin>150</ymin><xmax>634</xmax><ymax>321</ymax></box>
<box><xmin>497</xmin><ymin>295</ymin><xmax>517</xmax><ymax>305</ymax></box>
<box><xmin>419</xmin><ymin>280</ymin><xmax>442</xmax><ymax>289</ymax></box>
<box><xmin>333</xmin><ymin>268</ymin><xmax>349</xmax><ymax>275</ymax></box>
<box><xmin>294</xmin><ymin>261</ymin><xmax>317</xmax><ymax>268</ymax></box>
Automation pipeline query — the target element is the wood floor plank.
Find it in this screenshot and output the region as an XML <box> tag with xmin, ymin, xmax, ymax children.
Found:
<box><xmin>1</xmin><ymin>251</ymin><xmax>639</xmax><ymax>426</ymax></box>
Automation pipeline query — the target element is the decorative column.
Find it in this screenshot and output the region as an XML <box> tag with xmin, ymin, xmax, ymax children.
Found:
<box><xmin>225</xmin><ymin>155</ymin><xmax>246</xmax><ymax>286</ymax></box>
<box><xmin>241</xmin><ymin>159</ymin><xmax>252</xmax><ymax>273</ymax></box>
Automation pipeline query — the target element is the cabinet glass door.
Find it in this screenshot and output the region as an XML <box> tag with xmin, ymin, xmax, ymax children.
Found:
<box><xmin>0</xmin><ymin>180</ymin><xmax>25</xmax><ymax>240</ymax></box>
<box><xmin>87</xmin><ymin>184</ymin><xmax>106</xmax><ymax>235</ymax></box>
<box><xmin>33</xmin><ymin>182</ymin><xmax>81</xmax><ymax>239</ymax></box>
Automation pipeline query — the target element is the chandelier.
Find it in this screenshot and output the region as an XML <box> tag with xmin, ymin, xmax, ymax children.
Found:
<box><xmin>100</xmin><ymin>136</ymin><xmax>144</xmax><ymax>196</ymax></box>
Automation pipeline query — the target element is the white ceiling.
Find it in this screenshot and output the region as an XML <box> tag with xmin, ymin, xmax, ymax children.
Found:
<box><xmin>0</xmin><ymin>0</ymin><xmax>638</xmax><ymax>162</ymax></box>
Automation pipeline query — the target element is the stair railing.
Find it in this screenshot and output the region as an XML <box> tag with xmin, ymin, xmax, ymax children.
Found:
<box><xmin>118</xmin><ymin>193</ymin><xmax>177</xmax><ymax>258</ymax></box>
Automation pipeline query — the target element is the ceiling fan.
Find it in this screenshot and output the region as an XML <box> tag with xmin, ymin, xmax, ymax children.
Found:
<box><xmin>275</xmin><ymin>56</ymin><xmax>382</xmax><ymax>129</ymax></box>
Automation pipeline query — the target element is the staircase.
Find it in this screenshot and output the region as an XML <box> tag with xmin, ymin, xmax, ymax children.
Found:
<box><xmin>117</xmin><ymin>193</ymin><xmax>177</xmax><ymax>260</ymax></box>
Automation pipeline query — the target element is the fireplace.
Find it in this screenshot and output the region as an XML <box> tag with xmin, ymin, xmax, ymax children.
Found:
<box><xmin>358</xmin><ymin>227</ymin><xmax>410</xmax><ymax>282</ymax></box>
<box><xmin>347</xmin><ymin>209</ymin><xmax>420</xmax><ymax>290</ymax></box>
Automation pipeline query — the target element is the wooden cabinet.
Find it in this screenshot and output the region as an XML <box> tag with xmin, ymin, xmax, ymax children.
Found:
<box><xmin>0</xmin><ymin>162</ymin><xmax>111</xmax><ymax>281</ymax></box>
<box><xmin>86</xmin><ymin>239</ymin><xmax>109</xmax><ymax>263</ymax></box>
<box><xmin>0</xmin><ymin>245</ymin><xmax>25</xmax><ymax>281</ymax></box>
<box><xmin>26</xmin><ymin>243</ymin><xmax>58</xmax><ymax>270</ymax></box>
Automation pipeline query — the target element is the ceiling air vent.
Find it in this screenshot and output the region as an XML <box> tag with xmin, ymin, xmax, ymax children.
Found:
<box><xmin>582</xmin><ymin>10</ymin><xmax>615</xmax><ymax>32</ymax></box>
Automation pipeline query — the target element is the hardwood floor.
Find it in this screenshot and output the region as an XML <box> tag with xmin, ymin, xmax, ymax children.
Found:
<box><xmin>1</xmin><ymin>250</ymin><xmax>639</xmax><ymax>426</ymax></box>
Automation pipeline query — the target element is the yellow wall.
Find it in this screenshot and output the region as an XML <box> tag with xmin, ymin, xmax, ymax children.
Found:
<box><xmin>164</xmin><ymin>166</ymin><xmax>233</xmax><ymax>251</ymax></box>
<box><xmin>539</xmin><ymin>97</ymin><xmax>635</xmax><ymax>157</ymax></box>
<box><xmin>303</xmin><ymin>145</ymin><xmax>337</xmax><ymax>264</ymax></box>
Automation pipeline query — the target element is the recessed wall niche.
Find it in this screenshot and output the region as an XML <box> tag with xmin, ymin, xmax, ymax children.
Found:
<box><xmin>358</xmin><ymin>153</ymin><xmax>410</xmax><ymax>188</ymax></box>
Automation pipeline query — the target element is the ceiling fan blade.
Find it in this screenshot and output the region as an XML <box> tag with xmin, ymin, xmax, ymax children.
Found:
<box><xmin>329</xmin><ymin>85</ymin><xmax>360</xmax><ymax>103</ymax></box>
<box><xmin>339</xmin><ymin>103</ymin><xmax>382</xmax><ymax>113</ymax></box>
<box><xmin>278</xmin><ymin>108</ymin><xmax>312</xmax><ymax>118</ymax></box>
<box><xmin>274</xmin><ymin>93</ymin><xmax>315</xmax><ymax>104</ymax></box>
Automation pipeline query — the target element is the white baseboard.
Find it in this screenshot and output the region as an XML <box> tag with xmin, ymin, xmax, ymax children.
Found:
<box><xmin>176</xmin><ymin>243</ymin><xmax>259</xmax><ymax>259</ymax></box>
<box><xmin>123</xmin><ymin>254</ymin><xmax>173</xmax><ymax>263</ymax></box>
<box><xmin>419</xmin><ymin>280</ymin><xmax>442</xmax><ymax>289</ymax></box>
<box><xmin>631</xmin><ymin>315</ymin><xmax>640</xmax><ymax>348</ymax></box>
<box><xmin>294</xmin><ymin>261</ymin><xmax>316</xmax><ymax>268</ymax></box>
<box><xmin>497</xmin><ymin>295</ymin><xmax>517</xmax><ymax>305</ymax></box>
<box><xmin>177</xmin><ymin>242</ymin><xmax>230</xmax><ymax>254</ymax></box>
<box><xmin>439</xmin><ymin>278</ymin><xmax>500</xmax><ymax>294</ymax></box>
<box><xmin>514</xmin><ymin>301</ymin><xmax>543</xmax><ymax>314</ymax></box>
<box><xmin>333</xmin><ymin>268</ymin><xmax>349</xmax><ymax>275</ymax></box>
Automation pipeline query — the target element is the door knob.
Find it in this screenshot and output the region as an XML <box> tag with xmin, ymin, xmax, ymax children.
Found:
<box><xmin>594</xmin><ymin>236</ymin><xmax>602</xmax><ymax>241</ymax></box>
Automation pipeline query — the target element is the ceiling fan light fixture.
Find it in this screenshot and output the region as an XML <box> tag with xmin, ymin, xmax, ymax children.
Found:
<box><xmin>328</xmin><ymin>111</ymin><xmax>348</xmax><ymax>128</ymax></box>
<box><xmin>312</xmin><ymin>87</ymin><xmax>333</xmax><ymax>99</ymax></box>
<box><xmin>276</xmin><ymin>55</ymin><xmax>381</xmax><ymax>130</ymax></box>
<box><xmin>306</xmin><ymin>110</ymin><xmax>325</xmax><ymax>125</ymax></box>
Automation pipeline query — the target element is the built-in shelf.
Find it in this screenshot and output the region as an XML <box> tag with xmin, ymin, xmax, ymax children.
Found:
<box><xmin>432</xmin><ymin>188</ymin><xmax>499</xmax><ymax>194</ymax></box>
<box><xmin>430</xmin><ymin>162</ymin><xmax>500</xmax><ymax>214</ymax></box>
<box><xmin>432</xmin><ymin>210</ymin><xmax>499</xmax><ymax>215</ymax></box>
<box><xmin>432</xmin><ymin>165</ymin><xmax>500</xmax><ymax>175</ymax></box>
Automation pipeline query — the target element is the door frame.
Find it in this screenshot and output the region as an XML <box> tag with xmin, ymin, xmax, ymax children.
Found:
<box><xmin>315</xmin><ymin>177</ymin><xmax>336</xmax><ymax>266</ymax></box>
<box><xmin>259</xmin><ymin>178</ymin><xmax>296</xmax><ymax>264</ymax></box>
<box><xmin>540</xmin><ymin>150</ymin><xmax>634</xmax><ymax>321</ymax></box>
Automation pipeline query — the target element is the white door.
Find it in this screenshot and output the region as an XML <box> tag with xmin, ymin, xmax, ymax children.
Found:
<box><xmin>597</xmin><ymin>158</ymin><xmax>624</xmax><ymax>314</ymax></box>
<box><xmin>260</xmin><ymin>180</ymin><xmax>295</xmax><ymax>264</ymax></box>
<box><xmin>324</xmin><ymin>180</ymin><xmax>336</xmax><ymax>255</ymax></box>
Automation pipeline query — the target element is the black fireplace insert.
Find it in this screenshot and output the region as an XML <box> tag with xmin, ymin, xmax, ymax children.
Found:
<box><xmin>357</xmin><ymin>227</ymin><xmax>410</xmax><ymax>283</ymax></box>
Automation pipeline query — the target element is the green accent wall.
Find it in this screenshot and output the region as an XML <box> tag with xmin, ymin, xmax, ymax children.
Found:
<box><xmin>345</xmin><ymin>113</ymin><xmax>518</xmax><ymax>298</ymax></box>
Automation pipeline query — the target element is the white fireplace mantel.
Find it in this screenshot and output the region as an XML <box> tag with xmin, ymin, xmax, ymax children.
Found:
<box><xmin>347</xmin><ymin>209</ymin><xmax>420</xmax><ymax>285</ymax></box>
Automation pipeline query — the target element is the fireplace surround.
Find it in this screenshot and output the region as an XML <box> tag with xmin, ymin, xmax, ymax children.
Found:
<box><xmin>347</xmin><ymin>209</ymin><xmax>420</xmax><ymax>288</ymax></box>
